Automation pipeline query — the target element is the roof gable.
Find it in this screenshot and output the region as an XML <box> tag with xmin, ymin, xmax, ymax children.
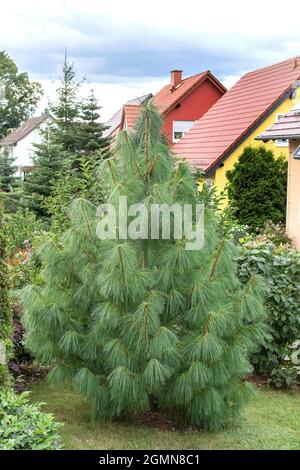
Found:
<box><xmin>122</xmin><ymin>104</ymin><xmax>142</xmax><ymax>129</ymax></box>
<box><xmin>152</xmin><ymin>71</ymin><xmax>226</xmax><ymax>116</ymax></box>
<box><xmin>172</xmin><ymin>57</ymin><xmax>300</xmax><ymax>172</ymax></box>
<box><xmin>118</xmin><ymin>71</ymin><xmax>226</xmax><ymax>133</ymax></box>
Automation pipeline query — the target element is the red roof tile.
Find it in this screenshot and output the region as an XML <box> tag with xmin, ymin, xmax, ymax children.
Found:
<box><xmin>172</xmin><ymin>57</ymin><xmax>300</xmax><ymax>172</ymax></box>
<box><xmin>153</xmin><ymin>71</ymin><xmax>226</xmax><ymax>115</ymax></box>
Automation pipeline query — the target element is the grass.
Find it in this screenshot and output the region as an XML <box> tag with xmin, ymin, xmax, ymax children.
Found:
<box><xmin>29</xmin><ymin>380</ymin><xmax>300</xmax><ymax>450</ymax></box>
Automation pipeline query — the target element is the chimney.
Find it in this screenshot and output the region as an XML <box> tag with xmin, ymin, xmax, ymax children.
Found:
<box><xmin>170</xmin><ymin>69</ymin><xmax>182</xmax><ymax>89</ymax></box>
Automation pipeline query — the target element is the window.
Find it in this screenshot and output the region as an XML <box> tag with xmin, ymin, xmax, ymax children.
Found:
<box><xmin>275</xmin><ymin>114</ymin><xmax>288</xmax><ymax>148</ymax></box>
<box><xmin>293</xmin><ymin>144</ymin><xmax>300</xmax><ymax>159</ymax></box>
<box><xmin>173</xmin><ymin>121</ymin><xmax>194</xmax><ymax>143</ymax></box>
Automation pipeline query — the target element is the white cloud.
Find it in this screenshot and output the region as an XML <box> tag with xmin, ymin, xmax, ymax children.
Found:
<box><xmin>1</xmin><ymin>0</ymin><xmax>300</xmax><ymax>120</ymax></box>
<box><xmin>37</xmin><ymin>78</ymin><xmax>167</xmax><ymax>121</ymax></box>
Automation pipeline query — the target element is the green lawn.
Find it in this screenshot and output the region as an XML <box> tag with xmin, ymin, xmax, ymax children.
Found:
<box><xmin>29</xmin><ymin>380</ymin><xmax>300</xmax><ymax>450</ymax></box>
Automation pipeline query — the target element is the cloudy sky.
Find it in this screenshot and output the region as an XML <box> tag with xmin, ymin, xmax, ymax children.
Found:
<box><xmin>1</xmin><ymin>0</ymin><xmax>300</xmax><ymax>120</ymax></box>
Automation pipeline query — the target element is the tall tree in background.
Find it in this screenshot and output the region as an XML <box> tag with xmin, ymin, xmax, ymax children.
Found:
<box><xmin>24</xmin><ymin>53</ymin><xmax>81</xmax><ymax>216</ymax></box>
<box><xmin>0</xmin><ymin>147</ymin><xmax>17</xmax><ymax>191</ymax></box>
<box><xmin>0</xmin><ymin>51</ymin><xmax>42</xmax><ymax>139</ymax></box>
<box><xmin>50</xmin><ymin>52</ymin><xmax>81</xmax><ymax>156</ymax></box>
<box><xmin>0</xmin><ymin>202</ymin><xmax>12</xmax><ymax>387</ymax></box>
<box><xmin>76</xmin><ymin>89</ymin><xmax>110</xmax><ymax>160</ymax></box>
<box><xmin>21</xmin><ymin>104</ymin><xmax>265</xmax><ymax>430</ymax></box>
<box><xmin>226</xmin><ymin>146</ymin><xmax>287</xmax><ymax>229</ymax></box>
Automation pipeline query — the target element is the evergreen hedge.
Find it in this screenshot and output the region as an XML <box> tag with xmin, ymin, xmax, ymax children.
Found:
<box><xmin>226</xmin><ymin>146</ymin><xmax>287</xmax><ymax>229</ymax></box>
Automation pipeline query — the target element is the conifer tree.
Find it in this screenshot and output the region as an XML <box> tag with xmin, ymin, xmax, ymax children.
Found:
<box><xmin>0</xmin><ymin>147</ymin><xmax>17</xmax><ymax>191</ymax></box>
<box><xmin>76</xmin><ymin>89</ymin><xmax>110</xmax><ymax>160</ymax></box>
<box><xmin>0</xmin><ymin>202</ymin><xmax>12</xmax><ymax>387</ymax></box>
<box><xmin>20</xmin><ymin>104</ymin><xmax>265</xmax><ymax>429</ymax></box>
<box><xmin>226</xmin><ymin>146</ymin><xmax>287</xmax><ymax>229</ymax></box>
<box><xmin>50</xmin><ymin>52</ymin><xmax>81</xmax><ymax>155</ymax></box>
<box><xmin>24</xmin><ymin>125</ymin><xmax>67</xmax><ymax>217</ymax></box>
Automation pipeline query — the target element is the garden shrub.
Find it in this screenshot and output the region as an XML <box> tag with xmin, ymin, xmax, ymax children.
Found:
<box><xmin>4</xmin><ymin>208</ymin><xmax>46</xmax><ymax>257</ymax></box>
<box><xmin>238</xmin><ymin>243</ymin><xmax>300</xmax><ymax>387</ymax></box>
<box><xmin>0</xmin><ymin>389</ymin><xmax>63</xmax><ymax>450</ymax></box>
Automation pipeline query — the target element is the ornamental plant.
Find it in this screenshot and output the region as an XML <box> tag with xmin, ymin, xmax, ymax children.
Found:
<box><xmin>20</xmin><ymin>104</ymin><xmax>265</xmax><ymax>430</ymax></box>
<box><xmin>238</xmin><ymin>242</ymin><xmax>300</xmax><ymax>388</ymax></box>
<box><xmin>0</xmin><ymin>389</ymin><xmax>63</xmax><ymax>450</ymax></box>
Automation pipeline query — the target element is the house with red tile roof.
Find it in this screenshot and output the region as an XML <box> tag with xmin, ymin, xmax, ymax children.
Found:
<box><xmin>172</xmin><ymin>57</ymin><xmax>300</xmax><ymax>192</ymax></box>
<box><xmin>105</xmin><ymin>70</ymin><xmax>226</xmax><ymax>144</ymax></box>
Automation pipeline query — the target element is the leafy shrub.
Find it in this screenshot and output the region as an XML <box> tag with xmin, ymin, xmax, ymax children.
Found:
<box><xmin>0</xmin><ymin>389</ymin><xmax>63</xmax><ymax>450</ymax></box>
<box><xmin>226</xmin><ymin>146</ymin><xmax>287</xmax><ymax>230</ymax></box>
<box><xmin>238</xmin><ymin>243</ymin><xmax>300</xmax><ymax>387</ymax></box>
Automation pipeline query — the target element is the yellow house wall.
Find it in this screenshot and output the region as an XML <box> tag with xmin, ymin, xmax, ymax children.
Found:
<box><xmin>287</xmin><ymin>140</ymin><xmax>300</xmax><ymax>249</ymax></box>
<box><xmin>211</xmin><ymin>87</ymin><xmax>300</xmax><ymax>194</ymax></box>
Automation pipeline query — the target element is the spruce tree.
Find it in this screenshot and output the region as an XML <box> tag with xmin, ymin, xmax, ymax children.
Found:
<box><xmin>20</xmin><ymin>104</ymin><xmax>265</xmax><ymax>429</ymax></box>
<box><xmin>24</xmin><ymin>126</ymin><xmax>67</xmax><ymax>217</ymax></box>
<box><xmin>0</xmin><ymin>202</ymin><xmax>12</xmax><ymax>387</ymax></box>
<box><xmin>0</xmin><ymin>147</ymin><xmax>17</xmax><ymax>192</ymax></box>
<box><xmin>50</xmin><ymin>52</ymin><xmax>81</xmax><ymax>155</ymax></box>
<box><xmin>226</xmin><ymin>146</ymin><xmax>287</xmax><ymax>229</ymax></box>
<box><xmin>76</xmin><ymin>89</ymin><xmax>110</xmax><ymax>160</ymax></box>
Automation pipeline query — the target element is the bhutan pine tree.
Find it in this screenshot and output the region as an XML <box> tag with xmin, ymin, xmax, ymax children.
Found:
<box><xmin>20</xmin><ymin>104</ymin><xmax>265</xmax><ymax>429</ymax></box>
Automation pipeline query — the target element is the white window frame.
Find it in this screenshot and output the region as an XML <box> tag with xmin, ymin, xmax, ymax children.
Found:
<box><xmin>275</xmin><ymin>114</ymin><xmax>288</xmax><ymax>148</ymax></box>
<box><xmin>172</xmin><ymin>120</ymin><xmax>194</xmax><ymax>143</ymax></box>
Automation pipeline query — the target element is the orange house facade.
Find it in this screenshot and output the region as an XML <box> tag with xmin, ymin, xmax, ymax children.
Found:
<box><xmin>104</xmin><ymin>70</ymin><xmax>226</xmax><ymax>144</ymax></box>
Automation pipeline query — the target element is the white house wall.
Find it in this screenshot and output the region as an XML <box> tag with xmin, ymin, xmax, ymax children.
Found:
<box><xmin>12</xmin><ymin>124</ymin><xmax>45</xmax><ymax>176</ymax></box>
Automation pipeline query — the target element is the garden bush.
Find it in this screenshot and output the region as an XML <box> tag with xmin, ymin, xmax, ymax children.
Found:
<box><xmin>238</xmin><ymin>243</ymin><xmax>300</xmax><ymax>388</ymax></box>
<box><xmin>4</xmin><ymin>208</ymin><xmax>46</xmax><ymax>257</ymax></box>
<box><xmin>0</xmin><ymin>389</ymin><xmax>63</xmax><ymax>450</ymax></box>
